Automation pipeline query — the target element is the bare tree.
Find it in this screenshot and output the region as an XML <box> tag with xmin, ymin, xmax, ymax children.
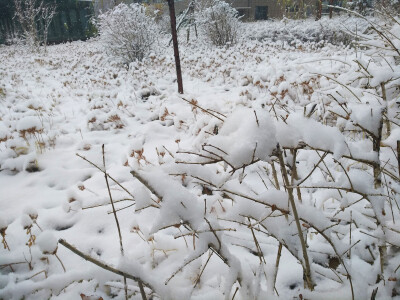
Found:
<box><xmin>13</xmin><ymin>0</ymin><xmax>56</xmax><ymax>51</ymax></box>
<box><xmin>40</xmin><ymin>3</ymin><xmax>57</xmax><ymax>52</ymax></box>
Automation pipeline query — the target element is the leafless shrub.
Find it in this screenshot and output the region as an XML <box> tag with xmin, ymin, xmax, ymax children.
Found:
<box><xmin>13</xmin><ymin>0</ymin><xmax>56</xmax><ymax>51</ymax></box>
<box><xmin>96</xmin><ymin>3</ymin><xmax>161</xmax><ymax>63</ymax></box>
<box><xmin>195</xmin><ymin>0</ymin><xmax>242</xmax><ymax>47</ymax></box>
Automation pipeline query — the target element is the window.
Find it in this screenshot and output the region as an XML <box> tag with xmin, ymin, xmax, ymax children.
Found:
<box><xmin>255</xmin><ymin>6</ymin><xmax>268</xmax><ymax>20</ymax></box>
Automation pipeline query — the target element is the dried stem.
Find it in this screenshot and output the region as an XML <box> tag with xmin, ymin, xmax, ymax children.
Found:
<box><xmin>76</xmin><ymin>153</ymin><xmax>134</xmax><ymax>199</ymax></box>
<box><xmin>275</xmin><ymin>145</ymin><xmax>314</xmax><ymax>290</ymax></box>
<box><xmin>193</xmin><ymin>250</ymin><xmax>213</xmax><ymax>288</ymax></box>
<box><xmin>273</xmin><ymin>243</ymin><xmax>283</xmax><ymax>295</ymax></box>
<box><xmin>131</xmin><ymin>170</ymin><xmax>163</xmax><ymax>200</ymax></box>
<box><xmin>381</xmin><ymin>82</ymin><xmax>390</xmax><ymax>137</ymax></box>
<box><xmin>102</xmin><ymin>145</ymin><xmax>129</xmax><ymax>300</ymax></box>
<box><xmin>291</xmin><ymin>149</ymin><xmax>302</xmax><ymax>202</ymax></box>
<box><xmin>271</xmin><ymin>162</ymin><xmax>280</xmax><ymax>190</ymax></box>
<box><xmin>373</xmin><ymin>115</ymin><xmax>383</xmax><ymax>189</ymax></box>
<box><xmin>55</xmin><ymin>253</ymin><xmax>66</xmax><ymax>273</ymax></box>
<box><xmin>181</xmin><ymin>97</ymin><xmax>224</xmax><ymax>121</ymax></box>
<box><xmin>397</xmin><ymin>141</ymin><xmax>400</xmax><ymax>178</ymax></box>
<box><xmin>59</xmin><ymin>238</ymin><xmax>153</xmax><ymax>298</ymax></box>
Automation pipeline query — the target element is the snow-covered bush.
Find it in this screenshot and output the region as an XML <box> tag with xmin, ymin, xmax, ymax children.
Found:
<box><xmin>246</xmin><ymin>16</ymin><xmax>363</xmax><ymax>45</ymax></box>
<box><xmin>195</xmin><ymin>0</ymin><xmax>242</xmax><ymax>47</ymax></box>
<box><xmin>2</xmin><ymin>5</ymin><xmax>400</xmax><ymax>300</ymax></box>
<box><xmin>97</xmin><ymin>3</ymin><xmax>161</xmax><ymax>63</ymax></box>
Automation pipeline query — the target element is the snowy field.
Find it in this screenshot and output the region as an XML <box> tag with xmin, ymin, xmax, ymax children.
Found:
<box><xmin>1</xmin><ymin>16</ymin><xmax>400</xmax><ymax>299</ymax></box>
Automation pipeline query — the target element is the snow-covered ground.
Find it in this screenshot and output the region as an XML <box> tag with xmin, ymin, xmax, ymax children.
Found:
<box><xmin>1</xmin><ymin>16</ymin><xmax>400</xmax><ymax>299</ymax></box>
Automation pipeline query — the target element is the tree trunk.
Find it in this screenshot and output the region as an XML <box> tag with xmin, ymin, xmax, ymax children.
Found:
<box><xmin>316</xmin><ymin>0</ymin><xmax>322</xmax><ymax>20</ymax></box>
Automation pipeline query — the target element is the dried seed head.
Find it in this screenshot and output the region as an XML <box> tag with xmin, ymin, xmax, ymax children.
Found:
<box><xmin>0</xmin><ymin>227</ymin><xmax>7</xmax><ymax>237</ymax></box>
<box><xmin>0</xmin><ymin>216</ymin><xmax>7</xmax><ymax>232</ymax></box>
<box><xmin>23</xmin><ymin>207</ymin><xmax>38</xmax><ymax>221</ymax></box>
<box><xmin>21</xmin><ymin>214</ymin><xmax>33</xmax><ymax>230</ymax></box>
<box><xmin>37</xmin><ymin>231</ymin><xmax>58</xmax><ymax>255</ymax></box>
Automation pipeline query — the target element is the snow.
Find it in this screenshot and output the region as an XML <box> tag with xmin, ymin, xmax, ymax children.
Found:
<box><xmin>23</xmin><ymin>206</ymin><xmax>39</xmax><ymax>220</ymax></box>
<box><xmin>16</xmin><ymin>116</ymin><xmax>43</xmax><ymax>132</ymax></box>
<box><xmin>276</xmin><ymin>112</ymin><xmax>348</xmax><ymax>159</ymax></box>
<box><xmin>0</xmin><ymin>214</ymin><xmax>8</xmax><ymax>230</ymax></box>
<box><xmin>37</xmin><ymin>231</ymin><xmax>58</xmax><ymax>254</ymax></box>
<box><xmin>207</xmin><ymin>107</ymin><xmax>276</xmax><ymax>168</ymax></box>
<box><xmin>20</xmin><ymin>214</ymin><xmax>33</xmax><ymax>230</ymax></box>
<box><xmin>1</xmin><ymin>12</ymin><xmax>400</xmax><ymax>300</ymax></box>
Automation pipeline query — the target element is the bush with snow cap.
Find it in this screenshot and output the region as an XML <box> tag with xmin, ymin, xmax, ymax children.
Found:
<box><xmin>96</xmin><ymin>3</ymin><xmax>161</xmax><ymax>63</ymax></box>
<box><xmin>195</xmin><ymin>0</ymin><xmax>242</xmax><ymax>47</ymax></box>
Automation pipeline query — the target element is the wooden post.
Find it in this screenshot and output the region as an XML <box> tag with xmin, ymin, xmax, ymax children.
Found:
<box><xmin>167</xmin><ymin>0</ymin><xmax>184</xmax><ymax>94</ymax></box>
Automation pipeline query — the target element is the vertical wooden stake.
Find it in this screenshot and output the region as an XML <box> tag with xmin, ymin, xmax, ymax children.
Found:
<box><xmin>167</xmin><ymin>0</ymin><xmax>184</xmax><ymax>94</ymax></box>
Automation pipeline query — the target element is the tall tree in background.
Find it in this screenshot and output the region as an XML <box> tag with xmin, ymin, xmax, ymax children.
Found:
<box><xmin>316</xmin><ymin>0</ymin><xmax>322</xmax><ymax>20</ymax></box>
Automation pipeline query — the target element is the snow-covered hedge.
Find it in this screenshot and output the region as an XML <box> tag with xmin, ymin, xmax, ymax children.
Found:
<box><xmin>246</xmin><ymin>16</ymin><xmax>370</xmax><ymax>45</ymax></box>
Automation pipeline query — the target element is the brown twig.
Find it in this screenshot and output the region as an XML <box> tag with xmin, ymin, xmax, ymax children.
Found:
<box><xmin>181</xmin><ymin>97</ymin><xmax>225</xmax><ymax>121</ymax></box>
<box><xmin>273</xmin><ymin>243</ymin><xmax>283</xmax><ymax>295</ymax></box>
<box><xmin>76</xmin><ymin>153</ymin><xmax>134</xmax><ymax>199</ymax></box>
<box><xmin>102</xmin><ymin>145</ymin><xmax>129</xmax><ymax>300</ymax></box>
<box><xmin>193</xmin><ymin>250</ymin><xmax>213</xmax><ymax>288</ymax></box>
<box><xmin>275</xmin><ymin>144</ymin><xmax>314</xmax><ymax>290</ymax></box>
<box><xmin>59</xmin><ymin>238</ymin><xmax>152</xmax><ymax>298</ymax></box>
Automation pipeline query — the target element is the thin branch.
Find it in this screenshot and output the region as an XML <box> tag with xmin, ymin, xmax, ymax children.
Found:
<box><xmin>76</xmin><ymin>153</ymin><xmax>134</xmax><ymax>199</ymax></box>
<box><xmin>102</xmin><ymin>145</ymin><xmax>129</xmax><ymax>300</ymax></box>
<box><xmin>181</xmin><ymin>97</ymin><xmax>225</xmax><ymax>121</ymax></box>
<box><xmin>275</xmin><ymin>145</ymin><xmax>314</xmax><ymax>290</ymax></box>
<box><xmin>59</xmin><ymin>239</ymin><xmax>151</xmax><ymax>300</ymax></box>
<box><xmin>204</xmin><ymin>218</ymin><xmax>221</xmax><ymax>251</ymax></box>
<box><xmin>193</xmin><ymin>250</ymin><xmax>213</xmax><ymax>288</ymax></box>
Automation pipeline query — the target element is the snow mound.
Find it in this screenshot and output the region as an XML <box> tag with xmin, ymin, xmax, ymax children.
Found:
<box><xmin>208</xmin><ymin>107</ymin><xmax>276</xmax><ymax>168</ymax></box>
